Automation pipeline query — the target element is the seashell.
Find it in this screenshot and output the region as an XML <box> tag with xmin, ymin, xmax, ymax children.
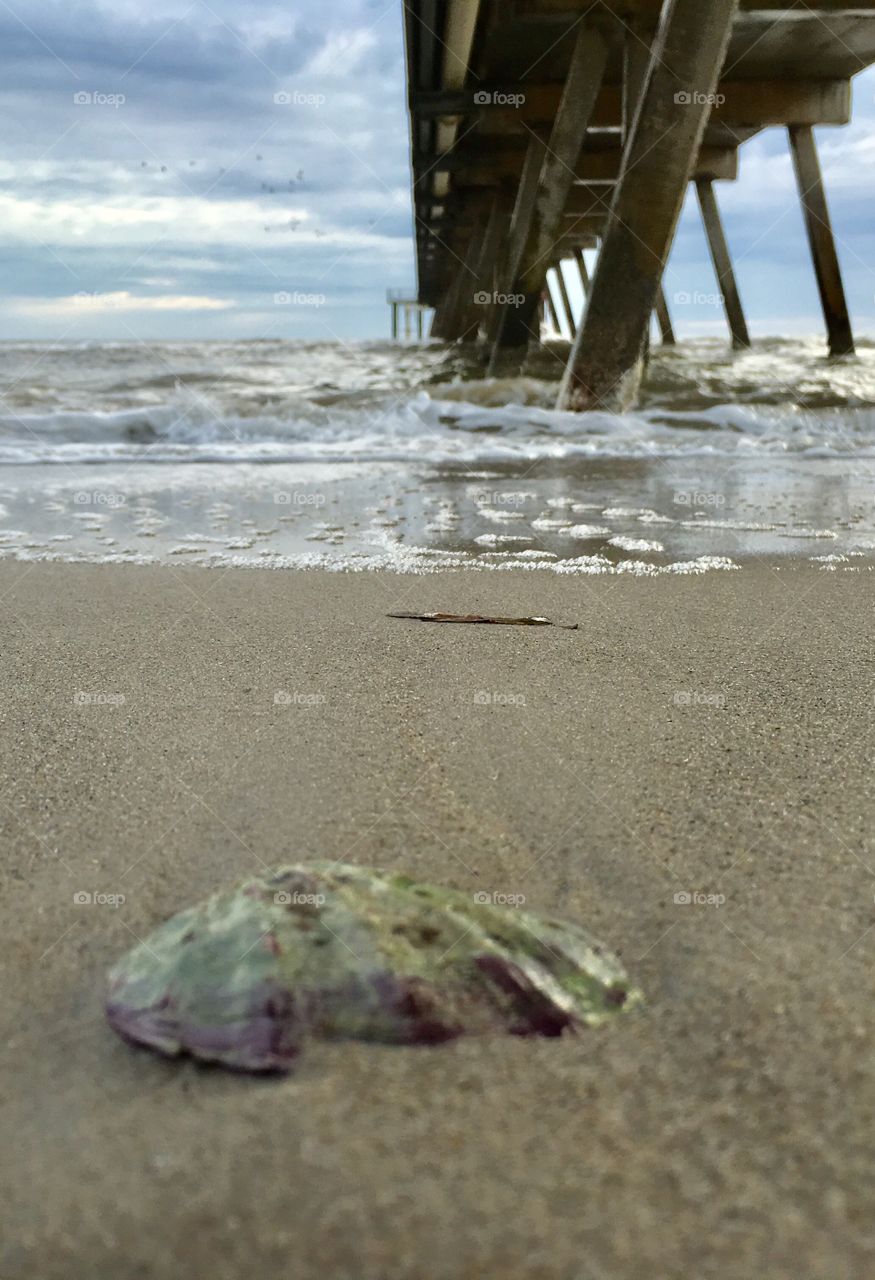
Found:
<box><xmin>106</xmin><ymin>864</ymin><xmax>640</xmax><ymax>1073</ymax></box>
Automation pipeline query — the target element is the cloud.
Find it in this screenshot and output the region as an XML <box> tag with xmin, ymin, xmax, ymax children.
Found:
<box><xmin>0</xmin><ymin>191</ymin><xmax>311</xmax><ymax>244</ymax></box>
<box><xmin>0</xmin><ymin>0</ymin><xmax>414</xmax><ymax>336</ymax></box>
<box><xmin>15</xmin><ymin>290</ymin><xmax>236</xmax><ymax>315</ymax></box>
<box><xmin>0</xmin><ymin>2</ymin><xmax>872</xmax><ymax>338</ymax></box>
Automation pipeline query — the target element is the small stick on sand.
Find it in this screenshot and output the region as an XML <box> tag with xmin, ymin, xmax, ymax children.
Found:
<box><xmin>388</xmin><ymin>612</ymin><xmax>578</xmax><ymax>630</ymax></box>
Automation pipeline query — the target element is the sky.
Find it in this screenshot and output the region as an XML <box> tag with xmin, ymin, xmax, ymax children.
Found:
<box><xmin>1</xmin><ymin>0</ymin><xmax>874</xmax><ymax>342</ymax></box>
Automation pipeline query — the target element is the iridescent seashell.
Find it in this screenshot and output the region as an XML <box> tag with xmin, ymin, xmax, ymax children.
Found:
<box><xmin>106</xmin><ymin>864</ymin><xmax>640</xmax><ymax>1072</ymax></box>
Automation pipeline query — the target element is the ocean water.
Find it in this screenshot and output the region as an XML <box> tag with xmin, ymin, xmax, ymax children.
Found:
<box><xmin>2</xmin><ymin>336</ymin><xmax>875</xmax><ymax>575</ymax></box>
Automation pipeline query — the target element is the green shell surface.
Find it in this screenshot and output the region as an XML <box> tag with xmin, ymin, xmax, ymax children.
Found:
<box><xmin>106</xmin><ymin>863</ymin><xmax>640</xmax><ymax>1072</ymax></box>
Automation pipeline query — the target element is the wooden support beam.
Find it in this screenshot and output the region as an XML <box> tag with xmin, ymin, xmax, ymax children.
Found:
<box><xmin>576</xmin><ymin>248</ymin><xmax>590</xmax><ymax>296</ymax></box>
<box><xmin>431</xmin><ymin>144</ymin><xmax>740</xmax><ymax>187</ymax></box>
<box><xmin>558</xmin><ymin>0</ymin><xmax>740</xmax><ymax>412</ymax></box>
<box><xmin>415</xmin><ymin>79</ymin><xmax>851</xmax><ymax>132</ymax></box>
<box><xmin>430</xmin><ymin>297</ymin><xmax>450</xmax><ymax>339</ymax></box>
<box><xmin>553</xmin><ymin>261</ymin><xmax>577</xmax><ymax>338</ymax></box>
<box><xmin>518</xmin><ymin>0</ymin><xmax>875</xmax><ymax>13</ymax></box>
<box><xmin>444</xmin><ymin>209</ymin><xmax>608</xmax><ymax>237</ymax></box>
<box><xmin>391</xmin><ymin>303</ymin><xmax>399</xmax><ymax>341</ymax></box>
<box><xmin>695</xmin><ymin>177</ymin><xmax>751</xmax><ymax>348</ymax></box>
<box><xmin>441</xmin><ymin>231</ymin><xmax>488</xmax><ymax>341</ymax></box>
<box><xmin>623</xmin><ymin>16</ymin><xmax>675</xmax><ymax>350</ymax></box>
<box><xmin>458</xmin><ymin>196</ymin><xmax>507</xmax><ymax>340</ymax></box>
<box><xmin>542</xmin><ymin>285</ymin><xmax>561</xmax><ymax>336</ymax></box>
<box><xmin>787</xmin><ymin>124</ymin><xmax>855</xmax><ymax>357</ymax></box>
<box><xmin>654</xmin><ymin>288</ymin><xmax>676</xmax><ymax>346</ymax></box>
<box><xmin>432</xmin><ymin>181</ymin><xmax>612</xmax><ymax>232</ymax></box>
<box><xmin>430</xmin><ymin>244</ymin><xmax>469</xmax><ymax>339</ymax></box>
<box><xmin>623</xmin><ymin>18</ymin><xmax>652</xmax><ymax>142</ymax></box>
<box><xmin>483</xmin><ymin>133</ymin><xmax>547</xmax><ymax>352</ymax></box>
<box><xmin>488</xmin><ymin>23</ymin><xmax>610</xmax><ymax>361</ymax></box>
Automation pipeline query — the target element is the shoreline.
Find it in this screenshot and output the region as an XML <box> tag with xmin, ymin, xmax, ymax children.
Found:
<box><xmin>3</xmin><ymin>560</ymin><xmax>874</xmax><ymax>1279</ymax></box>
<box><xmin>1</xmin><ymin>543</ymin><xmax>873</xmax><ymax>578</ymax></box>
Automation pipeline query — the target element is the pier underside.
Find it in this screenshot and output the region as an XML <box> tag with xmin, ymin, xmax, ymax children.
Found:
<box><xmin>403</xmin><ymin>0</ymin><xmax>875</xmax><ymax>409</ymax></box>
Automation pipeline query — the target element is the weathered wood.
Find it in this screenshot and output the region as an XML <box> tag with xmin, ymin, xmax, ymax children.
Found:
<box><xmin>623</xmin><ymin>19</ymin><xmax>652</xmax><ymax>141</ymax></box>
<box><xmin>432</xmin><ymin>145</ymin><xmax>740</xmax><ymax>185</ymax></box>
<box><xmin>391</xmin><ymin>303</ymin><xmax>399</xmax><ymax>340</ymax></box>
<box><xmin>483</xmin><ymin>133</ymin><xmax>547</xmax><ymax>353</ymax></box>
<box><xmin>434</xmin><ymin>184</ymin><xmax>612</xmax><ymax>228</ymax></box>
<box><xmin>553</xmin><ymin>261</ymin><xmax>577</xmax><ymax>338</ymax></box>
<box><xmin>575</xmin><ymin>248</ymin><xmax>590</xmax><ymax>296</ymax></box>
<box><xmin>407</xmin><ymin>0</ymin><xmax>875</xmax><ymax>314</ymax></box>
<box><xmin>787</xmin><ymin>123</ymin><xmax>855</xmax><ymax>357</ymax></box>
<box><xmin>460</xmin><ymin>196</ymin><xmax>507</xmax><ymax>339</ymax></box>
<box><xmin>488</xmin><ymin>23</ymin><xmax>609</xmax><ymax>358</ymax></box>
<box><xmin>441</xmin><ymin>230</ymin><xmax>489</xmax><ymax>341</ymax></box>
<box><xmin>623</xmin><ymin>18</ymin><xmax>675</xmax><ymax>350</ymax></box>
<box><xmin>542</xmin><ymin>285</ymin><xmax>560</xmax><ymax>336</ymax></box>
<box><xmin>518</xmin><ymin>0</ymin><xmax>875</xmax><ymax>14</ymax></box>
<box><xmin>558</xmin><ymin>0</ymin><xmax>740</xmax><ymax>412</ymax></box>
<box><xmin>429</xmin><ymin>300</ymin><xmax>448</xmax><ymax>339</ymax></box>
<box><xmin>696</xmin><ymin>177</ymin><xmax>751</xmax><ymax>348</ymax></box>
<box><xmin>655</xmin><ymin>288</ymin><xmax>677</xmax><ymax>346</ymax></box>
<box><xmin>417</xmin><ymin>80</ymin><xmax>851</xmax><ymax>131</ymax></box>
<box><xmin>430</xmin><ymin>245</ymin><xmax>469</xmax><ymax>339</ymax></box>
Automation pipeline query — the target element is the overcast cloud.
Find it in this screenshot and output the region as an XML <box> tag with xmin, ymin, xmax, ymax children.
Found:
<box><xmin>1</xmin><ymin>0</ymin><xmax>873</xmax><ymax>341</ymax></box>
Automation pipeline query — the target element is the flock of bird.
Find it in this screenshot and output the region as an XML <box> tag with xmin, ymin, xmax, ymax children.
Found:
<box><xmin>135</xmin><ymin>152</ymin><xmax>379</xmax><ymax>237</ymax></box>
<box><xmin>137</xmin><ymin>154</ymin><xmax>316</xmax><ymax>234</ymax></box>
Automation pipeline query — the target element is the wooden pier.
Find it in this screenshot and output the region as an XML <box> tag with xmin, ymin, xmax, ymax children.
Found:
<box><xmin>402</xmin><ymin>0</ymin><xmax>875</xmax><ymax>409</ymax></box>
<box><xmin>387</xmin><ymin>289</ymin><xmax>429</xmax><ymax>340</ymax></box>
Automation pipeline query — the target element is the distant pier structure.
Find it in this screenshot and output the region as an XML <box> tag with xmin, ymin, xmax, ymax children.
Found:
<box><xmin>402</xmin><ymin>0</ymin><xmax>875</xmax><ymax>409</ymax></box>
<box><xmin>387</xmin><ymin>288</ymin><xmax>429</xmax><ymax>340</ymax></box>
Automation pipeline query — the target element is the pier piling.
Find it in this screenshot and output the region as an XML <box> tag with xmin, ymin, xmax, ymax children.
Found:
<box><xmin>655</xmin><ymin>288</ymin><xmax>677</xmax><ymax>346</ymax></box>
<box><xmin>696</xmin><ymin>177</ymin><xmax>751</xmax><ymax>348</ymax></box>
<box><xmin>788</xmin><ymin>123</ymin><xmax>855</xmax><ymax>357</ymax></box>
<box><xmin>558</xmin><ymin>0</ymin><xmax>740</xmax><ymax>411</ymax></box>
<box><xmin>543</xmin><ymin>286</ymin><xmax>561</xmax><ymax>337</ymax></box>
<box><xmin>554</xmin><ymin>261</ymin><xmax>577</xmax><ymax>338</ymax></box>
<box><xmin>488</xmin><ymin>22</ymin><xmax>609</xmax><ymax>360</ymax></box>
<box><xmin>575</xmin><ymin>249</ymin><xmax>590</xmax><ymax>298</ymax></box>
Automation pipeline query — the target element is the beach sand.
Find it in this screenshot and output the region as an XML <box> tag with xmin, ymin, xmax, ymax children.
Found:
<box><xmin>2</xmin><ymin>559</ymin><xmax>874</xmax><ymax>1280</ymax></box>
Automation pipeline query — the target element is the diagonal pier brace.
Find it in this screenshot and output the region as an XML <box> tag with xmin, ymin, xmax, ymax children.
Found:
<box><xmin>558</xmin><ymin>0</ymin><xmax>740</xmax><ymax>412</ymax></box>
<box><xmin>696</xmin><ymin>178</ymin><xmax>750</xmax><ymax>348</ymax></box>
<box><xmin>788</xmin><ymin>124</ymin><xmax>854</xmax><ymax>358</ymax></box>
<box><xmin>488</xmin><ymin>22</ymin><xmax>609</xmax><ymax>363</ymax></box>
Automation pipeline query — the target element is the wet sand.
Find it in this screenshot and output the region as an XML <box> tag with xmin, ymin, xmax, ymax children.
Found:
<box><xmin>2</xmin><ymin>560</ymin><xmax>874</xmax><ymax>1280</ymax></box>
